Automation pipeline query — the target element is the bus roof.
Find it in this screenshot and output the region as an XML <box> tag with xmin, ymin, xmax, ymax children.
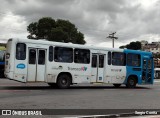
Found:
<box><xmin>8</xmin><ymin>38</ymin><xmax>152</xmax><ymax>55</ymax></box>
<box><xmin>124</xmin><ymin>49</ymin><xmax>152</xmax><ymax>55</ymax></box>
<box><xmin>8</xmin><ymin>38</ymin><xmax>123</xmax><ymax>52</ymax></box>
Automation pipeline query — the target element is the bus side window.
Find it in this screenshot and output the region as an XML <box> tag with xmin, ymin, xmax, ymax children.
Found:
<box><xmin>112</xmin><ymin>52</ymin><xmax>126</xmax><ymax>66</ymax></box>
<box><xmin>74</xmin><ymin>49</ymin><xmax>90</xmax><ymax>64</ymax></box>
<box><xmin>49</xmin><ymin>46</ymin><xmax>53</xmax><ymax>62</ymax></box>
<box><xmin>16</xmin><ymin>43</ymin><xmax>26</xmax><ymax>60</ymax></box>
<box><xmin>54</xmin><ymin>47</ymin><xmax>73</xmax><ymax>63</ymax></box>
<box><xmin>108</xmin><ymin>51</ymin><xmax>111</xmax><ymax>65</ymax></box>
<box><xmin>127</xmin><ymin>53</ymin><xmax>141</xmax><ymax>67</ymax></box>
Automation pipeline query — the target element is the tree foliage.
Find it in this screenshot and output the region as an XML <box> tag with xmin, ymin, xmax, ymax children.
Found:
<box><xmin>27</xmin><ymin>17</ymin><xmax>86</xmax><ymax>44</ymax></box>
<box><xmin>119</xmin><ymin>41</ymin><xmax>141</xmax><ymax>50</ymax></box>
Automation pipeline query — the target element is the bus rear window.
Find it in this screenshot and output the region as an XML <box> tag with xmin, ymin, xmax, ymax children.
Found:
<box><xmin>16</xmin><ymin>43</ymin><xmax>26</xmax><ymax>60</ymax></box>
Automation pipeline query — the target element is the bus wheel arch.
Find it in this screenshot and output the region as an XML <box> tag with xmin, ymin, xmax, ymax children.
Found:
<box><xmin>126</xmin><ymin>75</ymin><xmax>138</xmax><ymax>88</ymax></box>
<box><xmin>56</xmin><ymin>72</ymin><xmax>72</xmax><ymax>89</ymax></box>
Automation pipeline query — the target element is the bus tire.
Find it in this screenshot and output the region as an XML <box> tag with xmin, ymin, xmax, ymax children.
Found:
<box><xmin>126</xmin><ymin>76</ymin><xmax>137</xmax><ymax>88</ymax></box>
<box><xmin>113</xmin><ymin>84</ymin><xmax>121</xmax><ymax>88</ymax></box>
<box><xmin>57</xmin><ymin>74</ymin><xmax>71</xmax><ymax>89</ymax></box>
<box><xmin>48</xmin><ymin>83</ymin><xmax>58</xmax><ymax>88</ymax></box>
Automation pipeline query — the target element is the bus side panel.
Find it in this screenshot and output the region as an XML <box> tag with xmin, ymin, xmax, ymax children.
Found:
<box><xmin>71</xmin><ymin>64</ymin><xmax>91</xmax><ymax>84</ymax></box>
<box><xmin>46</xmin><ymin>63</ymin><xmax>56</xmax><ymax>83</ymax></box>
<box><xmin>46</xmin><ymin>47</ymin><xmax>91</xmax><ymax>84</ymax></box>
<box><xmin>106</xmin><ymin>65</ymin><xmax>126</xmax><ymax>84</ymax></box>
<box><xmin>46</xmin><ymin>62</ymin><xmax>91</xmax><ymax>84</ymax></box>
<box><xmin>14</xmin><ymin>60</ymin><xmax>28</xmax><ymax>82</ymax></box>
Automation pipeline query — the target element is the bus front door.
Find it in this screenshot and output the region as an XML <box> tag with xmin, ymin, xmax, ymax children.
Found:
<box><xmin>27</xmin><ymin>48</ymin><xmax>46</xmax><ymax>82</ymax></box>
<box><xmin>91</xmin><ymin>54</ymin><xmax>105</xmax><ymax>83</ymax></box>
<box><xmin>142</xmin><ymin>58</ymin><xmax>153</xmax><ymax>83</ymax></box>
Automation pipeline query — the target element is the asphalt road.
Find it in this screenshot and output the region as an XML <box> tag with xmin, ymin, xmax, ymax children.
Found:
<box><xmin>0</xmin><ymin>78</ymin><xmax>160</xmax><ymax>117</ymax></box>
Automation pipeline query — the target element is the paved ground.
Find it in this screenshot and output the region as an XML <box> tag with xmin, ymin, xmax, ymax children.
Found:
<box><xmin>0</xmin><ymin>78</ymin><xmax>160</xmax><ymax>118</ymax></box>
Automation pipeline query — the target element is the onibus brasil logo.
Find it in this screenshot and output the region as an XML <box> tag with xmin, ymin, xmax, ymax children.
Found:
<box><xmin>68</xmin><ymin>66</ymin><xmax>87</xmax><ymax>71</ymax></box>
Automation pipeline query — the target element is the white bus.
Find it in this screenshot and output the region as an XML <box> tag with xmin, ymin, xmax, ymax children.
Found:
<box><xmin>4</xmin><ymin>38</ymin><xmax>154</xmax><ymax>88</ymax></box>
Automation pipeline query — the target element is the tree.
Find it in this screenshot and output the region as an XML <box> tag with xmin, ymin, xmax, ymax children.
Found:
<box><xmin>119</xmin><ymin>41</ymin><xmax>141</xmax><ymax>50</ymax></box>
<box><xmin>37</xmin><ymin>17</ymin><xmax>56</xmax><ymax>39</ymax></box>
<box><xmin>27</xmin><ymin>17</ymin><xmax>86</xmax><ymax>44</ymax></box>
<box><xmin>49</xmin><ymin>27</ymin><xmax>68</xmax><ymax>42</ymax></box>
<box><xmin>27</xmin><ymin>22</ymin><xmax>38</xmax><ymax>39</ymax></box>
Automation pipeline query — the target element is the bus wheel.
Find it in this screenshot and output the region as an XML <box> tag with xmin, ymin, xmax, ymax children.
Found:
<box><xmin>48</xmin><ymin>83</ymin><xmax>58</xmax><ymax>88</ymax></box>
<box><xmin>57</xmin><ymin>74</ymin><xmax>71</xmax><ymax>89</ymax></box>
<box><xmin>126</xmin><ymin>76</ymin><xmax>137</xmax><ymax>88</ymax></box>
<box><xmin>113</xmin><ymin>84</ymin><xmax>121</xmax><ymax>88</ymax></box>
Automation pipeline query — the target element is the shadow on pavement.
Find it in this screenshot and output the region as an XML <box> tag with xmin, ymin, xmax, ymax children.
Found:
<box><xmin>0</xmin><ymin>85</ymin><xmax>151</xmax><ymax>90</ymax></box>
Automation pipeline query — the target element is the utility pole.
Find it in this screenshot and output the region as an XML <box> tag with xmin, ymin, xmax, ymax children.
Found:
<box><xmin>107</xmin><ymin>32</ymin><xmax>118</xmax><ymax>48</ymax></box>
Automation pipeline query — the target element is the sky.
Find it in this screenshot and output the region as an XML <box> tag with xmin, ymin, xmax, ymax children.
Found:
<box><xmin>0</xmin><ymin>0</ymin><xmax>160</xmax><ymax>48</ymax></box>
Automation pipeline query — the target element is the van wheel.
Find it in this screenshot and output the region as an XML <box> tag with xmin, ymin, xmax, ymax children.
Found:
<box><xmin>57</xmin><ymin>74</ymin><xmax>71</xmax><ymax>89</ymax></box>
<box><xmin>126</xmin><ymin>76</ymin><xmax>137</xmax><ymax>88</ymax></box>
<box><xmin>113</xmin><ymin>84</ymin><xmax>121</xmax><ymax>88</ymax></box>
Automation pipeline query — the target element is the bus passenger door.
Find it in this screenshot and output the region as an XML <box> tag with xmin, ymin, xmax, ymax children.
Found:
<box><xmin>142</xmin><ymin>58</ymin><xmax>153</xmax><ymax>83</ymax></box>
<box><xmin>27</xmin><ymin>48</ymin><xmax>46</xmax><ymax>82</ymax></box>
<box><xmin>97</xmin><ymin>54</ymin><xmax>105</xmax><ymax>82</ymax></box>
<box><xmin>28</xmin><ymin>48</ymin><xmax>37</xmax><ymax>81</ymax></box>
<box><xmin>91</xmin><ymin>54</ymin><xmax>97</xmax><ymax>82</ymax></box>
<box><xmin>91</xmin><ymin>54</ymin><xmax>105</xmax><ymax>83</ymax></box>
<box><xmin>36</xmin><ymin>49</ymin><xmax>46</xmax><ymax>81</ymax></box>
